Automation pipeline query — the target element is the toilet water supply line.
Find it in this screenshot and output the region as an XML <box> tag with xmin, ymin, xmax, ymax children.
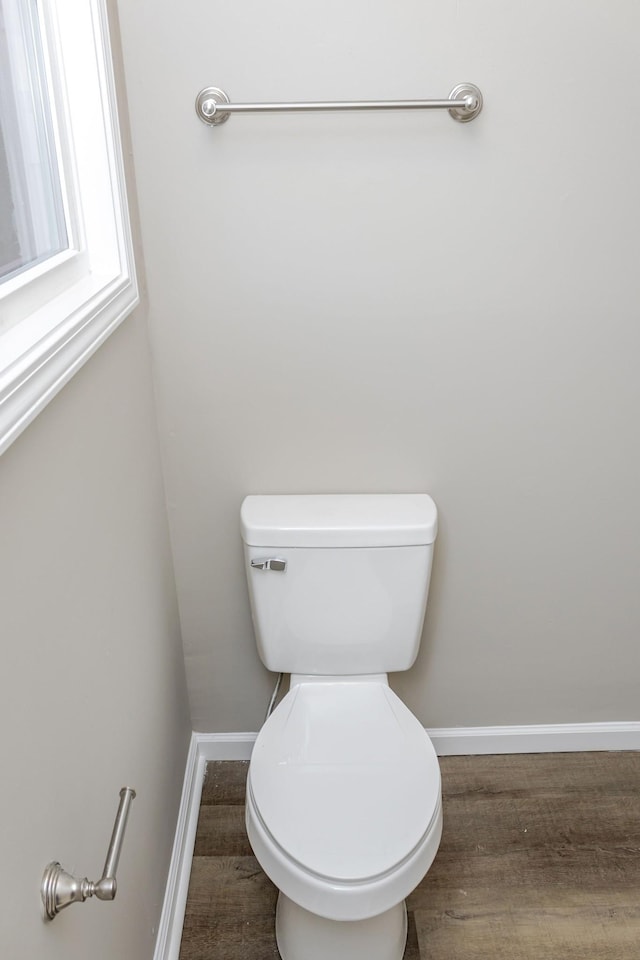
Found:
<box><xmin>265</xmin><ymin>673</ymin><xmax>285</xmax><ymax>723</ymax></box>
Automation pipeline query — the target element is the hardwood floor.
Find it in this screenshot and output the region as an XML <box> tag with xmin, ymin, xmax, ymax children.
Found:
<box><xmin>179</xmin><ymin>753</ymin><xmax>640</xmax><ymax>959</ymax></box>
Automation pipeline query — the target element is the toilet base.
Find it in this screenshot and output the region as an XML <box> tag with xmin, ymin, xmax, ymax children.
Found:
<box><xmin>275</xmin><ymin>892</ymin><xmax>407</xmax><ymax>960</ymax></box>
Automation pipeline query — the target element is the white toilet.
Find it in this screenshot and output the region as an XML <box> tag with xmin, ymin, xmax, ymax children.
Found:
<box><xmin>240</xmin><ymin>494</ymin><xmax>442</xmax><ymax>960</ymax></box>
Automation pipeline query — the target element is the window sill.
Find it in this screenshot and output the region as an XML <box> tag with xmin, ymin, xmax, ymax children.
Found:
<box><xmin>0</xmin><ymin>267</ymin><xmax>138</xmax><ymax>455</ymax></box>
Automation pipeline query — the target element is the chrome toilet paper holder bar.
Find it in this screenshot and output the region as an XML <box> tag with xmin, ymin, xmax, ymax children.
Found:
<box><xmin>41</xmin><ymin>787</ymin><xmax>136</xmax><ymax>920</ymax></box>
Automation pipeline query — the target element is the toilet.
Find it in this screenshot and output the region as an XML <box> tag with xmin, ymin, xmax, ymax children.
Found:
<box><xmin>240</xmin><ymin>494</ymin><xmax>442</xmax><ymax>960</ymax></box>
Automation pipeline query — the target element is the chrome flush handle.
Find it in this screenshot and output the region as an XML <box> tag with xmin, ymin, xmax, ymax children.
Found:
<box><xmin>251</xmin><ymin>558</ymin><xmax>287</xmax><ymax>572</ymax></box>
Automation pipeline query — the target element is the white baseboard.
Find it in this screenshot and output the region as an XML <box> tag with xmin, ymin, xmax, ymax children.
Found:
<box><xmin>195</xmin><ymin>722</ymin><xmax>640</xmax><ymax>760</ymax></box>
<box><xmin>153</xmin><ymin>720</ymin><xmax>640</xmax><ymax>960</ymax></box>
<box><xmin>428</xmin><ymin>721</ymin><xmax>640</xmax><ymax>755</ymax></box>
<box><xmin>152</xmin><ymin>732</ymin><xmax>256</xmax><ymax>960</ymax></box>
<box><xmin>196</xmin><ymin>731</ymin><xmax>257</xmax><ymax>761</ymax></box>
<box><xmin>152</xmin><ymin>734</ymin><xmax>205</xmax><ymax>960</ymax></box>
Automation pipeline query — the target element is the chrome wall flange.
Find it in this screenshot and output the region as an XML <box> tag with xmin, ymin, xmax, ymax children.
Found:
<box><xmin>448</xmin><ymin>83</ymin><xmax>483</xmax><ymax>122</ymax></box>
<box><xmin>42</xmin><ymin>862</ymin><xmax>95</xmax><ymax>919</ymax></box>
<box><xmin>195</xmin><ymin>86</ymin><xmax>231</xmax><ymax>125</ymax></box>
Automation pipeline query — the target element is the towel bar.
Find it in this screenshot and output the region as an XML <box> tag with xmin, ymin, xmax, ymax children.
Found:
<box><xmin>195</xmin><ymin>83</ymin><xmax>483</xmax><ymax>126</ymax></box>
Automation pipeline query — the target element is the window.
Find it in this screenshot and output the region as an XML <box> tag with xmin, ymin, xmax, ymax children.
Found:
<box><xmin>0</xmin><ymin>0</ymin><xmax>138</xmax><ymax>454</ymax></box>
<box><xmin>0</xmin><ymin>0</ymin><xmax>67</xmax><ymax>285</ymax></box>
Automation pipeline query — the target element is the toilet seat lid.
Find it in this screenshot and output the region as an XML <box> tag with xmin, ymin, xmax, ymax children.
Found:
<box><xmin>249</xmin><ymin>681</ymin><xmax>441</xmax><ymax>883</ymax></box>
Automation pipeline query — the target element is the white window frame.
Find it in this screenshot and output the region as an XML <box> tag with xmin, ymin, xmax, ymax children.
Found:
<box><xmin>0</xmin><ymin>0</ymin><xmax>138</xmax><ymax>455</ymax></box>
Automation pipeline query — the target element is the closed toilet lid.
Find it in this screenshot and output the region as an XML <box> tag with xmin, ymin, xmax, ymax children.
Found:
<box><xmin>248</xmin><ymin>681</ymin><xmax>441</xmax><ymax>883</ymax></box>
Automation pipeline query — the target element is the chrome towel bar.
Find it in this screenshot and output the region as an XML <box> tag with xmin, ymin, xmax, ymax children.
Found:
<box><xmin>195</xmin><ymin>83</ymin><xmax>483</xmax><ymax>126</ymax></box>
<box><xmin>41</xmin><ymin>787</ymin><xmax>136</xmax><ymax>920</ymax></box>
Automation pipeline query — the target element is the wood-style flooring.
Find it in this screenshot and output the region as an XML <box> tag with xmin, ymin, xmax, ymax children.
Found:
<box><xmin>179</xmin><ymin>752</ymin><xmax>640</xmax><ymax>959</ymax></box>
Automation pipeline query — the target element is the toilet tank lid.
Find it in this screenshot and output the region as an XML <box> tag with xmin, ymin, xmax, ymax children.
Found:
<box><xmin>241</xmin><ymin>494</ymin><xmax>437</xmax><ymax>547</ymax></box>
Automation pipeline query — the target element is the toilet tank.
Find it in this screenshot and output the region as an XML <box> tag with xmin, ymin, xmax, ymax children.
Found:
<box><xmin>240</xmin><ymin>494</ymin><xmax>438</xmax><ymax>675</ymax></box>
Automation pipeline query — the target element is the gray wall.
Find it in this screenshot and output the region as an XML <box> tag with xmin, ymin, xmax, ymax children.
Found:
<box><xmin>0</xmin><ymin>5</ymin><xmax>191</xmax><ymax>956</ymax></box>
<box><xmin>0</xmin><ymin>312</ymin><xmax>191</xmax><ymax>957</ymax></box>
<box><xmin>116</xmin><ymin>0</ymin><xmax>640</xmax><ymax>732</ymax></box>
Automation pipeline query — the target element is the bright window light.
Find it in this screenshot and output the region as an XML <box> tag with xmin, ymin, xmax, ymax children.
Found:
<box><xmin>0</xmin><ymin>0</ymin><xmax>68</xmax><ymax>284</ymax></box>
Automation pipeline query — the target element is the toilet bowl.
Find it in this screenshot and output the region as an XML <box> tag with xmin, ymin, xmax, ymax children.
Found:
<box><xmin>240</xmin><ymin>494</ymin><xmax>441</xmax><ymax>960</ymax></box>
<box><xmin>245</xmin><ymin>676</ymin><xmax>442</xmax><ymax>959</ymax></box>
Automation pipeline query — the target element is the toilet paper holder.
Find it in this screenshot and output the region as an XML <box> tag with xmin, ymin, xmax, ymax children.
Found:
<box><xmin>41</xmin><ymin>787</ymin><xmax>136</xmax><ymax>920</ymax></box>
